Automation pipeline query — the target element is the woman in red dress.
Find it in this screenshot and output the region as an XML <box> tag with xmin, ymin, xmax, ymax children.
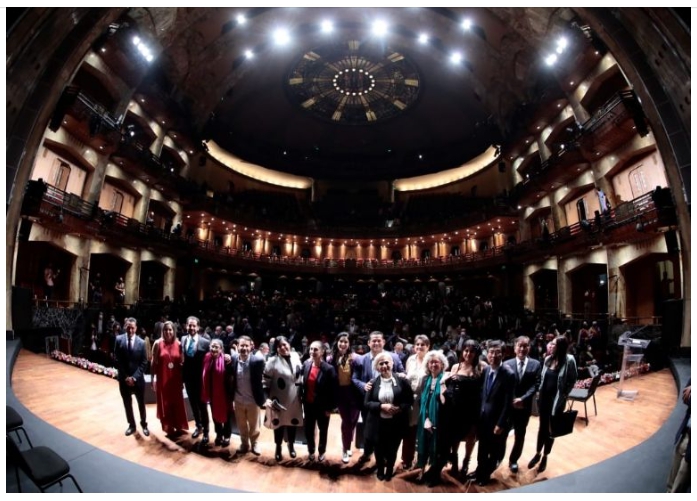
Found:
<box><xmin>151</xmin><ymin>321</ymin><xmax>189</xmax><ymax>436</ymax></box>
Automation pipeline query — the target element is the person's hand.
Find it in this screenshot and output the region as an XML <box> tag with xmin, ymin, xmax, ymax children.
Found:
<box><xmin>682</xmin><ymin>385</ymin><xmax>691</xmax><ymax>404</ymax></box>
<box><xmin>264</xmin><ymin>399</ymin><xmax>273</xmax><ymax>409</ymax></box>
<box><xmin>512</xmin><ymin>398</ymin><xmax>524</xmax><ymax>409</ymax></box>
<box><xmin>365</xmin><ymin>381</ymin><xmax>373</xmax><ymax>392</ymax></box>
<box><xmin>493</xmin><ymin>425</ymin><xmax>503</xmax><ymax>435</ymax></box>
<box><xmin>224</xmin><ymin>354</ymin><xmax>231</xmax><ymax>364</ymax></box>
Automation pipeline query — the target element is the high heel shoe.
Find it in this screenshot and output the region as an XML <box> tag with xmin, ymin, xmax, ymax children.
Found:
<box><xmin>450</xmin><ymin>453</ymin><xmax>459</xmax><ymax>476</ymax></box>
<box><xmin>288</xmin><ymin>443</ymin><xmax>297</xmax><ymax>459</ymax></box>
<box><xmin>538</xmin><ymin>455</ymin><xmax>548</xmax><ymax>473</ymax></box>
<box><xmin>459</xmin><ymin>457</ymin><xmax>471</xmax><ymax>481</ymax></box>
<box><xmin>275</xmin><ymin>444</ymin><xmax>283</xmax><ymax>462</ymax></box>
<box><xmin>527</xmin><ymin>453</ymin><xmax>541</xmax><ymax>469</ymax></box>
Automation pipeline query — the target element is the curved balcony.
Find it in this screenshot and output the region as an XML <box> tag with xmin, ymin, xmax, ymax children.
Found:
<box><xmin>22</xmin><ymin>181</ymin><xmax>676</xmax><ymax>278</ymax></box>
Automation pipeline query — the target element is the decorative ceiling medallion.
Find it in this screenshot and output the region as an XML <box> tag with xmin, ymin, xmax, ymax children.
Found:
<box><xmin>286</xmin><ymin>40</ymin><xmax>421</xmax><ymax>124</ymax></box>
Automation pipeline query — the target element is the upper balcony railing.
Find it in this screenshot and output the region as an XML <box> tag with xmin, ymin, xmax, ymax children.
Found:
<box><xmin>513</xmin><ymin>90</ymin><xmax>647</xmax><ymax>206</ymax></box>
<box><xmin>22</xmin><ymin>180</ymin><xmax>676</xmax><ymax>276</ymax></box>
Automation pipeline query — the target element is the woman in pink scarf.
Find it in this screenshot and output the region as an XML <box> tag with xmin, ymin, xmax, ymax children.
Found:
<box><xmin>201</xmin><ymin>339</ymin><xmax>234</xmax><ymax>447</ymax></box>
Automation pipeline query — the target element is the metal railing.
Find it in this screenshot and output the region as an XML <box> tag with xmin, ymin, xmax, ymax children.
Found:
<box><xmin>24</xmin><ymin>181</ymin><xmax>668</xmax><ymax>272</ymax></box>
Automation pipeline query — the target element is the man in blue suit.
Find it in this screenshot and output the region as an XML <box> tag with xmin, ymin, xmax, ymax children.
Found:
<box><xmin>471</xmin><ymin>339</ymin><xmax>515</xmax><ymax>485</ymax></box>
<box><xmin>503</xmin><ymin>335</ymin><xmax>541</xmax><ymax>473</ymax></box>
<box><xmin>114</xmin><ymin>317</ymin><xmax>149</xmax><ymax>437</ymax></box>
<box><xmin>352</xmin><ymin>331</ymin><xmax>405</xmax><ymax>463</ymax></box>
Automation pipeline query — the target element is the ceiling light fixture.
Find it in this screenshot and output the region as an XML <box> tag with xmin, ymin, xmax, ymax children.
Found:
<box><xmin>273</xmin><ymin>28</ymin><xmax>290</xmax><ymax>46</ymax></box>
<box><xmin>450</xmin><ymin>51</ymin><xmax>463</xmax><ymax>64</ymax></box>
<box><xmin>418</xmin><ymin>33</ymin><xmax>428</xmax><ymax>44</ymax></box>
<box><xmin>244</xmin><ymin>49</ymin><xmax>254</xmax><ymax>59</ymax></box>
<box><xmin>236</xmin><ymin>14</ymin><xmax>247</xmax><ymax>25</ymax></box>
<box><xmin>372</xmin><ymin>20</ymin><xmax>388</xmax><ymax>37</ymax></box>
<box><xmin>321</xmin><ymin>20</ymin><xmax>333</xmax><ymax>33</ymax></box>
<box><xmin>461</xmin><ymin>19</ymin><xmax>472</xmax><ymax>30</ymax></box>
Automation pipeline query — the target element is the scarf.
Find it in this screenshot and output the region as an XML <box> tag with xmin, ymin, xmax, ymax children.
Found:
<box><xmin>201</xmin><ymin>353</ymin><xmax>228</xmax><ymax>423</ymax></box>
<box><xmin>416</xmin><ymin>372</ymin><xmax>443</xmax><ymax>468</ymax></box>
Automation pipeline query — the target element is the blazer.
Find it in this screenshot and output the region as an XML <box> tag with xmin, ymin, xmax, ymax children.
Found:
<box><xmin>351</xmin><ymin>351</ymin><xmax>405</xmax><ymax>395</ymax></box>
<box><xmin>114</xmin><ymin>334</ymin><xmax>148</xmax><ymax>387</ymax></box>
<box><xmin>302</xmin><ymin>360</ymin><xmax>338</xmax><ymax>412</ymax></box>
<box><xmin>181</xmin><ymin>335</ymin><xmax>211</xmax><ymax>385</ymax></box>
<box><xmin>539</xmin><ymin>354</ymin><xmax>578</xmax><ymax>416</ymax></box>
<box><xmin>480</xmin><ymin>364</ymin><xmax>515</xmax><ymax>431</ymax></box>
<box><xmin>504</xmin><ymin>356</ymin><xmax>541</xmax><ymax>415</ymax></box>
<box><xmin>363</xmin><ymin>375</ymin><xmax>413</xmax><ymax>443</ymax></box>
<box><xmin>230</xmin><ymin>353</ymin><xmax>266</xmax><ymax>408</ymax></box>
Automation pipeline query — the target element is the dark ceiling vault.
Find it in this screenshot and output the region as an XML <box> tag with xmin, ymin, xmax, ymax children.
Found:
<box><xmin>122</xmin><ymin>7</ymin><xmax>580</xmax><ymax>179</ymax></box>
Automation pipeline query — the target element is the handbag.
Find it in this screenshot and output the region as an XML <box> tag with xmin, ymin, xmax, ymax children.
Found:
<box><xmin>262</xmin><ymin>399</ymin><xmax>287</xmax><ymax>430</ymax></box>
<box><xmin>550</xmin><ymin>409</ymin><xmax>578</xmax><ymax>437</ymax></box>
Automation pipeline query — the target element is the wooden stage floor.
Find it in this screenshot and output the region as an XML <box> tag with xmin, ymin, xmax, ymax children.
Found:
<box><xmin>12</xmin><ymin>349</ymin><xmax>677</xmax><ymax>493</ymax></box>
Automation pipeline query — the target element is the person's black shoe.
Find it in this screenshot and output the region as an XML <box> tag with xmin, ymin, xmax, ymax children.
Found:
<box><xmin>376</xmin><ymin>468</ymin><xmax>385</xmax><ymax>481</ymax></box>
<box><xmin>125</xmin><ymin>426</ymin><xmax>136</xmax><ymax>436</ymax></box>
<box><xmin>385</xmin><ymin>466</ymin><xmax>394</xmax><ymax>481</ymax></box>
<box><xmin>465</xmin><ymin>472</ymin><xmax>478</xmax><ymax>482</ymax></box>
<box><xmin>509</xmin><ymin>462</ymin><xmax>519</xmax><ymax>474</ymax></box>
<box><xmin>192</xmin><ymin>428</ymin><xmax>201</xmax><ymax>439</ymax></box>
<box><xmin>222</xmin><ymin>437</ymin><xmax>230</xmax><ymax>447</ymax></box>
<box><xmin>288</xmin><ymin>444</ymin><xmax>297</xmax><ymax>458</ymax></box>
<box><xmin>476</xmin><ymin>478</ymin><xmax>491</xmax><ymax>486</ymax></box>
<box><xmin>427</xmin><ymin>475</ymin><xmax>442</xmax><ymax>487</ymax></box>
<box><xmin>357</xmin><ymin>454</ymin><xmax>370</xmax><ymax>465</ymax></box>
<box><xmin>527</xmin><ymin>453</ymin><xmax>541</xmax><ymax>469</ymax></box>
<box><xmin>141</xmin><ymin>427</ymin><xmax>150</xmax><ymax>437</ymax></box>
<box><xmin>275</xmin><ymin>444</ymin><xmax>283</xmax><ymax>462</ymax></box>
<box><xmin>201</xmin><ymin>433</ymin><xmax>209</xmax><ymax>445</ymax></box>
<box><xmin>215</xmin><ymin>436</ymin><xmax>223</xmax><ymax>446</ymax></box>
<box><xmin>538</xmin><ymin>455</ymin><xmax>548</xmax><ymax>473</ymax></box>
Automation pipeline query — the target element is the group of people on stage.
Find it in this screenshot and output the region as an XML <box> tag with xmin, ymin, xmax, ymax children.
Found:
<box><xmin>113</xmin><ymin>317</ymin><xmax>578</xmax><ymax>488</ymax></box>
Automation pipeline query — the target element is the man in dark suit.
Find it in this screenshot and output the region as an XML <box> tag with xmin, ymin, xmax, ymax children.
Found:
<box><xmin>352</xmin><ymin>331</ymin><xmax>405</xmax><ymax>463</ymax></box>
<box><xmin>114</xmin><ymin>317</ymin><xmax>149</xmax><ymax>437</ymax></box>
<box><xmin>471</xmin><ymin>339</ymin><xmax>515</xmax><ymax>485</ymax></box>
<box><xmin>182</xmin><ymin>315</ymin><xmax>211</xmax><ymax>444</ymax></box>
<box><xmin>230</xmin><ymin>335</ymin><xmax>266</xmax><ymax>455</ymax></box>
<box><xmin>503</xmin><ymin>335</ymin><xmax>541</xmax><ymax>473</ymax></box>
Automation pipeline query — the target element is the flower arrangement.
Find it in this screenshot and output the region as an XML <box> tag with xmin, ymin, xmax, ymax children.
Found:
<box><xmin>50</xmin><ymin>350</ymin><xmax>118</xmax><ymax>379</ymax></box>
<box><xmin>575</xmin><ymin>361</ymin><xmax>651</xmax><ymax>389</ymax></box>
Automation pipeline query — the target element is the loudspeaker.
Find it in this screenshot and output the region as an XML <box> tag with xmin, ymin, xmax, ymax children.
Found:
<box><xmin>18</xmin><ymin>219</ymin><xmax>32</xmax><ymax>242</ymax></box>
<box><xmin>11</xmin><ymin>286</ymin><xmax>33</xmax><ymax>330</ymax></box>
<box><xmin>664</xmin><ymin>230</ymin><xmax>679</xmax><ymax>253</ymax></box>
<box><xmin>662</xmin><ymin>298</ymin><xmax>683</xmax><ymax>353</ymax></box>
<box><xmin>498</xmin><ymin>161</ymin><xmax>506</xmax><ymax>173</ymax></box>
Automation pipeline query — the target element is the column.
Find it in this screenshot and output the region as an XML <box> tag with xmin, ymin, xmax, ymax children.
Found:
<box><xmin>606</xmin><ymin>247</ymin><xmax>626</xmax><ymax>319</ymax></box>
<box><xmin>125</xmin><ymin>253</ymin><xmax>142</xmax><ymax>304</ymax></box>
<box><xmin>133</xmin><ymin>184</ymin><xmax>152</xmax><ymax>223</ymax></box>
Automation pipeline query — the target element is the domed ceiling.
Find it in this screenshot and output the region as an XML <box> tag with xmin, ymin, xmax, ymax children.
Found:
<box><xmin>128</xmin><ymin>7</ymin><xmax>576</xmax><ymax>180</ymax></box>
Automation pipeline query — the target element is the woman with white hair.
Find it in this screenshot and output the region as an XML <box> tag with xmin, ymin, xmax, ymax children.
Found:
<box><xmin>364</xmin><ymin>351</ymin><xmax>413</xmax><ymax>481</ymax></box>
<box><xmin>414</xmin><ymin>350</ymin><xmax>449</xmax><ymax>486</ymax></box>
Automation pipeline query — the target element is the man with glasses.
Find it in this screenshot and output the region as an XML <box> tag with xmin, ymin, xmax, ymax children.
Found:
<box><xmin>469</xmin><ymin>339</ymin><xmax>515</xmax><ymax>486</ymax></box>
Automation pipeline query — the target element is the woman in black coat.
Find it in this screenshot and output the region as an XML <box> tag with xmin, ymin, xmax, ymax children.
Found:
<box><xmin>301</xmin><ymin>341</ymin><xmax>337</xmax><ymax>461</ymax></box>
<box><xmin>364</xmin><ymin>351</ymin><xmax>413</xmax><ymax>481</ymax></box>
